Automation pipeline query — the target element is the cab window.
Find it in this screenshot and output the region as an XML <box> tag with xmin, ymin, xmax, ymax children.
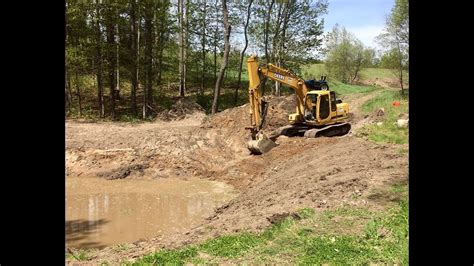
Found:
<box><xmin>330</xmin><ymin>91</ymin><xmax>337</xmax><ymax>111</ymax></box>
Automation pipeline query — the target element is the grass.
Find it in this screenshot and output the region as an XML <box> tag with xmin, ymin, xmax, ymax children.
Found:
<box><xmin>200</xmin><ymin>233</ymin><xmax>263</xmax><ymax>258</ymax></box>
<box><xmin>302</xmin><ymin>63</ymin><xmax>327</xmax><ymax>79</ymax></box>
<box><xmin>66</xmin><ymin>249</ymin><xmax>90</xmax><ymax>261</ymax></box>
<box><xmin>136</xmin><ymin>247</ymin><xmax>198</xmax><ymax>265</ymax></box>
<box><xmin>302</xmin><ymin>63</ymin><xmax>408</xmax><ymax>83</ymax></box>
<box><xmin>329</xmin><ymin>80</ymin><xmax>379</xmax><ymax>96</ymax></box>
<box><xmin>189</xmin><ymin>87</ymin><xmax>248</xmax><ymax>114</ymax></box>
<box><xmin>357</xmin><ymin>89</ymin><xmax>409</xmax><ymax>144</ymax></box>
<box><xmin>398</xmin><ymin>147</ymin><xmax>409</xmax><ymax>154</ymax></box>
<box><xmin>359</xmin><ymin>67</ymin><xmax>408</xmax><ymax>80</ymax></box>
<box><xmin>129</xmin><ymin>197</ymin><xmax>408</xmax><ymax>265</ymax></box>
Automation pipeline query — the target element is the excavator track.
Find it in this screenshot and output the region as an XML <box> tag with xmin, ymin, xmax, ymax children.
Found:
<box><xmin>303</xmin><ymin>122</ymin><xmax>351</xmax><ymax>138</ymax></box>
<box><xmin>248</xmin><ymin>122</ymin><xmax>351</xmax><ymax>154</ymax></box>
<box><xmin>269</xmin><ymin>122</ymin><xmax>351</xmax><ymax>139</ymax></box>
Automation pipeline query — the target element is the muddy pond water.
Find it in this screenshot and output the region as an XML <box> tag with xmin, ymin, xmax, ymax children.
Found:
<box><xmin>66</xmin><ymin>177</ymin><xmax>236</xmax><ymax>249</ymax></box>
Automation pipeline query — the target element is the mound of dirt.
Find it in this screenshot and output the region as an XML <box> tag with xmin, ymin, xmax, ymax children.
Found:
<box><xmin>156</xmin><ymin>98</ymin><xmax>206</xmax><ymax>121</ymax></box>
<box><xmin>202</xmin><ymin>94</ymin><xmax>296</xmax><ymax>135</ymax></box>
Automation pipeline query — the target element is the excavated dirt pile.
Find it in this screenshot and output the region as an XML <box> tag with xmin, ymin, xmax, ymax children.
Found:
<box><xmin>202</xmin><ymin>94</ymin><xmax>296</xmax><ymax>141</ymax></box>
<box><xmin>156</xmin><ymin>97</ymin><xmax>206</xmax><ymax>121</ymax></box>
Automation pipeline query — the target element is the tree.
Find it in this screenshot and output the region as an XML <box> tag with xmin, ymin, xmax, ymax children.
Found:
<box><xmin>105</xmin><ymin>3</ymin><xmax>117</xmax><ymax>119</ymax></box>
<box><xmin>154</xmin><ymin>0</ymin><xmax>171</xmax><ymax>86</ymax></box>
<box><xmin>178</xmin><ymin>0</ymin><xmax>188</xmax><ymax>97</ymax></box>
<box><xmin>234</xmin><ymin>0</ymin><xmax>253</xmax><ymax>105</ymax></box>
<box><xmin>200</xmin><ymin>1</ymin><xmax>207</xmax><ymax>94</ymax></box>
<box><xmin>130</xmin><ymin>0</ymin><xmax>139</xmax><ymax>116</ymax></box>
<box><xmin>324</xmin><ymin>24</ymin><xmax>372</xmax><ymax>83</ymax></box>
<box><xmin>362</xmin><ymin>48</ymin><xmax>376</xmax><ymax>67</ymax></box>
<box><xmin>248</xmin><ymin>0</ymin><xmax>327</xmax><ymax>93</ymax></box>
<box><xmin>211</xmin><ymin>0</ymin><xmax>231</xmax><ymax>114</ymax></box>
<box><xmin>376</xmin><ymin>0</ymin><xmax>408</xmax><ymax>94</ymax></box>
<box><xmin>210</xmin><ymin>0</ymin><xmax>223</xmax><ymax>83</ymax></box>
<box><xmin>143</xmin><ymin>0</ymin><xmax>154</xmax><ymax>117</ymax></box>
<box><xmin>94</xmin><ymin>0</ymin><xmax>105</xmax><ymax>118</ymax></box>
<box><xmin>66</xmin><ymin>0</ymin><xmax>91</xmax><ymax>117</ymax></box>
<box><xmin>65</xmin><ymin>0</ymin><xmax>331</xmax><ymax>120</ymax></box>
<box><xmin>264</xmin><ymin>0</ymin><xmax>275</xmax><ymax>64</ymax></box>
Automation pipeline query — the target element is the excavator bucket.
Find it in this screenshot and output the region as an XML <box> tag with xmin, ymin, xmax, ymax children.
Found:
<box><xmin>247</xmin><ymin>132</ymin><xmax>277</xmax><ymax>154</ymax></box>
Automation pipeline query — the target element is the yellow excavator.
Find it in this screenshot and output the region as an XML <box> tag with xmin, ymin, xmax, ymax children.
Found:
<box><xmin>246</xmin><ymin>55</ymin><xmax>351</xmax><ymax>154</ymax></box>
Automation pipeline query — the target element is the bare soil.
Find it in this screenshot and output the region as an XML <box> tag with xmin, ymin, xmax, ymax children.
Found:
<box><xmin>65</xmin><ymin>90</ymin><xmax>408</xmax><ymax>263</ymax></box>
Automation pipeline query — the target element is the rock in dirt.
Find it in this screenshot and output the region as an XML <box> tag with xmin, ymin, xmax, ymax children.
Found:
<box><xmin>97</xmin><ymin>164</ymin><xmax>148</xmax><ymax>180</ymax></box>
<box><xmin>398</xmin><ymin>113</ymin><xmax>409</xmax><ymax>120</ymax></box>
<box><xmin>397</xmin><ymin>119</ymin><xmax>409</xmax><ymax>128</ymax></box>
<box><xmin>266</xmin><ymin>212</ymin><xmax>302</xmax><ymax>224</ymax></box>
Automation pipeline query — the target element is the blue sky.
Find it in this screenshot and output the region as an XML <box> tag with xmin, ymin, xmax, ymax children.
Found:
<box><xmin>322</xmin><ymin>0</ymin><xmax>394</xmax><ymax>49</ymax></box>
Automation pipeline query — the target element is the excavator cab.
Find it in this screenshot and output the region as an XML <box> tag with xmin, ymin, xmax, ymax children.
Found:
<box><xmin>304</xmin><ymin>91</ymin><xmax>332</xmax><ymax>123</ymax></box>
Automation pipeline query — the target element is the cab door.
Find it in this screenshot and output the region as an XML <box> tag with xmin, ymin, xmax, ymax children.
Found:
<box><xmin>317</xmin><ymin>94</ymin><xmax>331</xmax><ymax>123</ymax></box>
<box><xmin>330</xmin><ymin>91</ymin><xmax>337</xmax><ymax>117</ymax></box>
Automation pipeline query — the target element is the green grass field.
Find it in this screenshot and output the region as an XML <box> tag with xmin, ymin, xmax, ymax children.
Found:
<box><xmin>360</xmin><ymin>67</ymin><xmax>405</xmax><ymax>80</ymax></box>
<box><xmin>302</xmin><ymin>64</ymin><xmax>408</xmax><ymax>83</ymax></box>
<box><xmin>329</xmin><ymin>81</ymin><xmax>379</xmax><ymax>96</ymax></box>
<box><xmin>357</xmin><ymin>90</ymin><xmax>409</xmax><ymax>144</ymax></box>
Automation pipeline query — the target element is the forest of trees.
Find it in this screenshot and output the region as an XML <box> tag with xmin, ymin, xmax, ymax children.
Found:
<box><xmin>65</xmin><ymin>0</ymin><xmax>329</xmax><ymax>119</ymax></box>
<box><xmin>65</xmin><ymin>0</ymin><xmax>408</xmax><ymax>120</ymax></box>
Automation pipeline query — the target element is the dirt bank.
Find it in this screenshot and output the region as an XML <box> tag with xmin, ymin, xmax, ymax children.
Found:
<box><xmin>66</xmin><ymin>90</ymin><xmax>408</xmax><ymax>263</ymax></box>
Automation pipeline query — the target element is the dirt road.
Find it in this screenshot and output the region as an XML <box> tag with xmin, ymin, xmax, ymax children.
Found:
<box><xmin>66</xmin><ymin>90</ymin><xmax>408</xmax><ymax>263</ymax></box>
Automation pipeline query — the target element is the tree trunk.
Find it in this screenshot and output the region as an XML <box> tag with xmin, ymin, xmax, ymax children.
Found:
<box><xmin>264</xmin><ymin>0</ymin><xmax>275</xmax><ymax>65</ymax></box>
<box><xmin>65</xmin><ymin>69</ymin><xmax>72</xmax><ymax>107</ymax></box>
<box><xmin>351</xmin><ymin>54</ymin><xmax>362</xmax><ymax>83</ymax></box>
<box><xmin>274</xmin><ymin>1</ymin><xmax>290</xmax><ymax>97</ymax></box>
<box><xmin>211</xmin><ymin>0</ymin><xmax>231</xmax><ymax>114</ymax></box>
<box><xmin>183</xmin><ymin>0</ymin><xmax>188</xmax><ymax>96</ymax></box>
<box><xmin>214</xmin><ymin>0</ymin><xmax>218</xmax><ymax>83</ymax></box>
<box><xmin>271</xmin><ymin>2</ymin><xmax>283</xmax><ymax>64</ymax></box>
<box><xmin>156</xmin><ymin>1</ymin><xmax>168</xmax><ymax>86</ymax></box>
<box><xmin>75</xmin><ymin>71</ymin><xmax>83</xmax><ymax>117</ymax></box>
<box><xmin>144</xmin><ymin>3</ymin><xmax>154</xmax><ymax>117</ymax></box>
<box><xmin>272</xmin><ymin>3</ymin><xmax>283</xmax><ymax>96</ymax></box>
<box><xmin>234</xmin><ymin>0</ymin><xmax>253</xmax><ymax>105</ymax></box>
<box><xmin>201</xmin><ymin>2</ymin><xmax>207</xmax><ymax>94</ymax></box>
<box><xmin>397</xmin><ymin>42</ymin><xmax>404</xmax><ymax>95</ymax></box>
<box><xmin>130</xmin><ymin>0</ymin><xmax>138</xmax><ymax>116</ymax></box>
<box><xmin>262</xmin><ymin>0</ymin><xmax>275</xmax><ymax>95</ymax></box>
<box><xmin>178</xmin><ymin>0</ymin><xmax>185</xmax><ymax>97</ymax></box>
<box><xmin>115</xmin><ymin>23</ymin><xmax>120</xmax><ymax>100</ymax></box>
<box><xmin>214</xmin><ymin>37</ymin><xmax>217</xmax><ymax>83</ymax></box>
<box><xmin>157</xmin><ymin>41</ymin><xmax>164</xmax><ymax>85</ymax></box>
<box><xmin>106</xmin><ymin>10</ymin><xmax>116</xmax><ymax>120</ymax></box>
<box><xmin>95</xmin><ymin>1</ymin><xmax>105</xmax><ymax>118</ymax></box>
